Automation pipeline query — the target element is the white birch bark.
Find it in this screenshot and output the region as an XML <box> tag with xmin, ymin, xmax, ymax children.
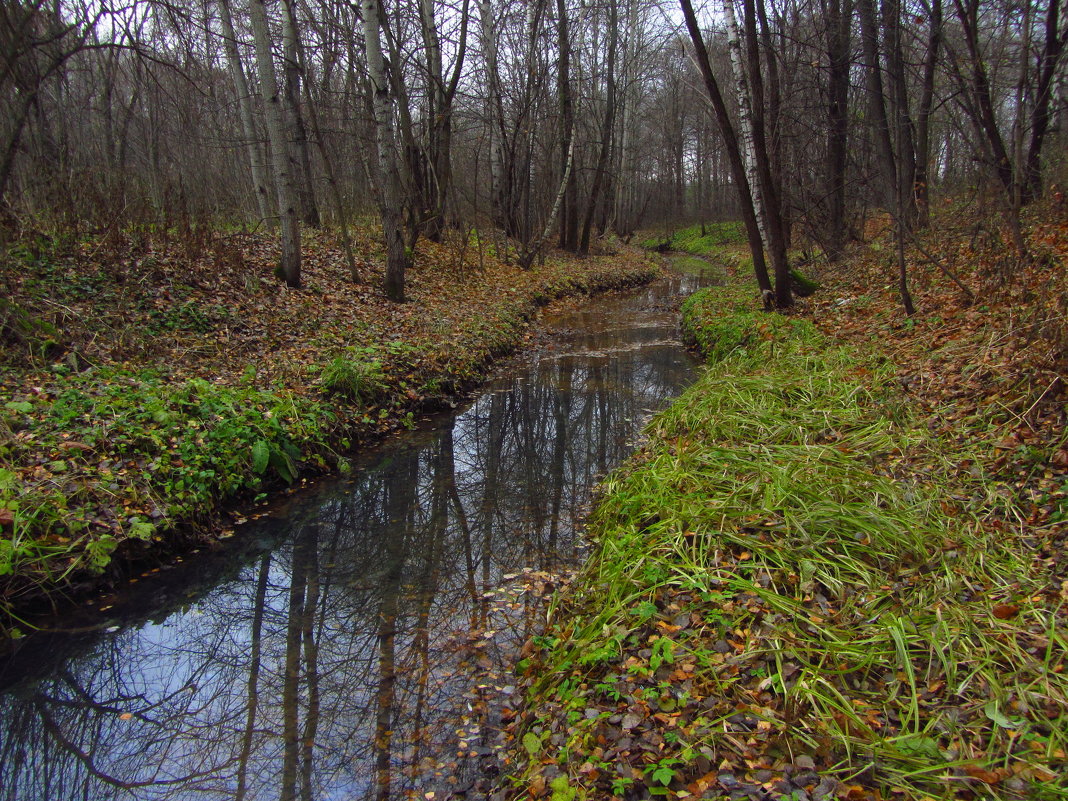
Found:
<box><xmin>723</xmin><ymin>0</ymin><xmax>767</xmax><ymax>246</ymax></box>
<box><xmin>248</xmin><ymin>0</ymin><xmax>301</xmax><ymax>287</ymax></box>
<box><xmin>519</xmin><ymin>124</ymin><xmax>575</xmax><ymax>269</ymax></box>
<box><xmin>218</xmin><ymin>0</ymin><xmax>273</xmax><ymax>224</ymax></box>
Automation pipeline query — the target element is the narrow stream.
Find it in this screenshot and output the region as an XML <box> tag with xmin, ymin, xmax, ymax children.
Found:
<box><xmin>0</xmin><ymin>269</ymin><xmax>712</xmax><ymax>801</ymax></box>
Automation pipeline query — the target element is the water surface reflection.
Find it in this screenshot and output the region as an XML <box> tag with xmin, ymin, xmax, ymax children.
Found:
<box><xmin>0</xmin><ymin>273</ymin><xmax>707</xmax><ymax>800</ymax></box>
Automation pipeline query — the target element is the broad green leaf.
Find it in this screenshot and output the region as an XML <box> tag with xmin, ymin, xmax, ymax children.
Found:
<box><xmin>269</xmin><ymin>447</ymin><xmax>297</xmax><ymax>484</ymax></box>
<box><xmin>251</xmin><ymin>440</ymin><xmax>270</xmax><ymax>475</ymax></box>
<box><xmin>129</xmin><ymin>519</ymin><xmax>155</xmax><ymax>540</ymax></box>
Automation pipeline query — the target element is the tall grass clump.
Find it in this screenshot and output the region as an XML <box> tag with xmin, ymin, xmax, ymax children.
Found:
<box><xmin>517</xmin><ymin>282</ymin><xmax>1067</xmax><ymax>800</ymax></box>
<box><xmin>319</xmin><ymin>346</ymin><xmax>386</xmax><ymax>402</ymax></box>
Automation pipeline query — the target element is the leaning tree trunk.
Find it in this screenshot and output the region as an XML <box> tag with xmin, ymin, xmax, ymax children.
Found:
<box><xmin>519</xmin><ymin>124</ymin><xmax>575</xmax><ymax>269</ymax></box>
<box><xmin>363</xmin><ymin>0</ymin><xmax>408</xmax><ymax>302</ymax></box>
<box><xmin>248</xmin><ymin>0</ymin><xmax>301</xmax><ymax>288</ymax></box>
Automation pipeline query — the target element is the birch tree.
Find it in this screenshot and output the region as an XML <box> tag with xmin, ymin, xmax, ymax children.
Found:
<box><xmin>248</xmin><ymin>0</ymin><xmax>302</xmax><ymax>287</ymax></box>
<box><xmin>723</xmin><ymin>0</ymin><xmax>767</xmax><ymax>244</ymax></box>
<box><xmin>217</xmin><ymin>0</ymin><xmax>273</xmax><ymax>224</ymax></box>
<box><xmin>679</xmin><ymin>0</ymin><xmax>775</xmax><ymax>302</ymax></box>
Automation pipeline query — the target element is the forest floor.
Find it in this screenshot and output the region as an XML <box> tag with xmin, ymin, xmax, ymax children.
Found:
<box><xmin>0</xmin><ymin>224</ymin><xmax>660</xmax><ymax>626</ymax></box>
<box><xmin>507</xmin><ymin>203</ymin><xmax>1068</xmax><ymax>801</ymax></box>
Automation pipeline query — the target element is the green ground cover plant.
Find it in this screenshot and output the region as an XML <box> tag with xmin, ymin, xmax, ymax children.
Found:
<box><xmin>512</xmin><ymin>280</ymin><xmax>1067</xmax><ymax>800</ymax></box>
<box><xmin>641</xmin><ymin>221</ymin><xmax>747</xmax><ymax>254</ymax></box>
<box><xmin>0</xmin><ymin>229</ymin><xmax>660</xmax><ymax>621</ymax></box>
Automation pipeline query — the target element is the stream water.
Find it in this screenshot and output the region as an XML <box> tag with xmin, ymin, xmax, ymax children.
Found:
<box><xmin>0</xmin><ymin>269</ymin><xmax>711</xmax><ymax>801</ymax></box>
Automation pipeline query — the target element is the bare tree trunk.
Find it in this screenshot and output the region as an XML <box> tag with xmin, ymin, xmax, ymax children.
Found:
<box><xmin>882</xmin><ymin>0</ymin><xmax>918</xmax><ymax>224</ymax></box>
<box><xmin>417</xmin><ymin>0</ymin><xmax>445</xmax><ymax>240</ymax></box>
<box><xmin>0</xmin><ymin>94</ymin><xmax>34</xmax><ymax>206</ymax></box>
<box><xmin>741</xmin><ymin>0</ymin><xmax>792</xmax><ymax>307</ymax></box>
<box><xmin>281</xmin><ymin>0</ymin><xmax>320</xmax><ymax>227</ymax></box>
<box><xmin>894</xmin><ymin>77</ymin><xmax>916</xmax><ymax>316</ymax></box>
<box><xmin>914</xmin><ymin>0</ymin><xmax>941</xmax><ymax>228</ymax></box>
<box><xmin>363</xmin><ymin>0</ymin><xmax>408</xmax><ymax>301</ymax></box>
<box><xmin>724</xmin><ymin>0</ymin><xmax>767</xmax><ymax>246</ymax></box>
<box><xmin>519</xmin><ymin>123</ymin><xmax>574</xmax><ymax>269</ymax></box>
<box><xmin>612</xmin><ymin>0</ymin><xmax>640</xmax><ymax>237</ymax></box>
<box><xmin>679</xmin><ymin>0</ymin><xmax>774</xmax><ymax>301</ymax></box>
<box><xmin>579</xmin><ymin>0</ymin><xmax>618</xmax><ymax>255</ymax></box>
<box><xmin>949</xmin><ymin>0</ymin><xmax>1027</xmax><ymax>260</ymax></box>
<box><xmin>479</xmin><ymin>0</ymin><xmax>507</xmax><ymax>230</ymax></box>
<box><xmin>420</xmin><ymin>0</ymin><xmax>470</xmax><ymax>241</ymax></box>
<box><xmin>302</xmin><ymin>68</ymin><xmax>360</xmax><ymax>280</ymax></box>
<box><xmin>756</xmin><ymin>0</ymin><xmax>786</xmax><ymax>246</ymax></box>
<box><xmin>857</xmin><ymin>0</ymin><xmax>896</xmax><ymax>207</ymax></box>
<box><xmin>823</xmin><ymin>0</ymin><xmax>851</xmax><ymax>259</ymax></box>
<box><xmin>217</xmin><ymin>0</ymin><xmax>273</xmax><ymax>224</ymax></box>
<box><xmin>951</xmin><ymin>0</ymin><xmax>1015</xmax><ymax>197</ymax></box>
<box><xmin>1024</xmin><ymin>0</ymin><xmax>1067</xmax><ymax>201</ymax></box>
<box><xmin>248</xmin><ymin>0</ymin><xmax>301</xmax><ymax>287</ymax></box>
<box><xmin>556</xmin><ymin>0</ymin><xmax>578</xmax><ymax>251</ymax></box>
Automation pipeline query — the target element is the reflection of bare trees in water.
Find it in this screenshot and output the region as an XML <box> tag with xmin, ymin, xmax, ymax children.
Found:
<box><xmin>0</xmin><ymin>318</ymin><xmax>694</xmax><ymax>801</ymax></box>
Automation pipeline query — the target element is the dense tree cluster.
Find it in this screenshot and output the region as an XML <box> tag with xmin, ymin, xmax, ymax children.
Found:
<box><xmin>1</xmin><ymin>0</ymin><xmax>1065</xmax><ymax>301</ymax></box>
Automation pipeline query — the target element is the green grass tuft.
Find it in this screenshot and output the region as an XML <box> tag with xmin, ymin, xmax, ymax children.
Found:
<box><xmin>320</xmin><ymin>347</ymin><xmax>387</xmax><ymax>402</ymax></box>
<box><xmin>517</xmin><ymin>278</ymin><xmax>1067</xmax><ymax>800</ymax></box>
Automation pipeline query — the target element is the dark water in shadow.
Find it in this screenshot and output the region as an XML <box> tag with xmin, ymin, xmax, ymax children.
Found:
<box><xmin>0</xmin><ymin>271</ymin><xmax>710</xmax><ymax>801</ymax></box>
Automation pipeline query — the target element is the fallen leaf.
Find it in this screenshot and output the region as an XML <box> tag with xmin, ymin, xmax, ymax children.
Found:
<box><xmin>992</xmin><ymin>603</ymin><xmax>1020</xmax><ymax>619</ymax></box>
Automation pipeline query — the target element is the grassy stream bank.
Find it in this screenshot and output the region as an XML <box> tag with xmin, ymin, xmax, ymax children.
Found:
<box><xmin>0</xmin><ymin>230</ymin><xmax>660</xmax><ymax>623</ymax></box>
<box><xmin>510</xmin><ymin>255</ymin><xmax>1067</xmax><ymax>800</ymax></box>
